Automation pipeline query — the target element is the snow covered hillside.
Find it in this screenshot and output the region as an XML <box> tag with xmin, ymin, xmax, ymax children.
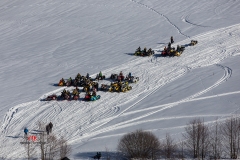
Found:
<box><xmin>0</xmin><ymin>0</ymin><xmax>240</xmax><ymax>159</ymax></box>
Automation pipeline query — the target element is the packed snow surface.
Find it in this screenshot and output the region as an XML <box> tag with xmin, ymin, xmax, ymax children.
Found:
<box><xmin>0</xmin><ymin>0</ymin><xmax>240</xmax><ymax>159</ymax></box>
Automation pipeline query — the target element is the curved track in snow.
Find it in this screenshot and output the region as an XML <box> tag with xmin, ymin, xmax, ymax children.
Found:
<box><xmin>129</xmin><ymin>0</ymin><xmax>190</xmax><ymax>38</ymax></box>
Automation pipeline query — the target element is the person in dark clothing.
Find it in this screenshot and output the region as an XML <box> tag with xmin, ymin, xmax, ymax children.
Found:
<box><xmin>96</xmin><ymin>83</ymin><xmax>99</xmax><ymax>91</ymax></box>
<box><xmin>86</xmin><ymin>73</ymin><xmax>90</xmax><ymax>79</ymax></box>
<box><xmin>117</xmin><ymin>76</ymin><xmax>121</xmax><ymax>83</ymax></box>
<box><xmin>92</xmin><ymin>88</ymin><xmax>97</xmax><ymax>96</ymax></box>
<box><xmin>119</xmin><ymin>71</ymin><xmax>123</xmax><ymax>76</ymax></box>
<box><xmin>97</xmin><ymin>152</ymin><xmax>101</xmax><ymax>159</ymax></box>
<box><xmin>137</xmin><ymin>46</ymin><xmax>141</xmax><ymax>52</ymax></box>
<box><xmin>128</xmin><ymin>72</ymin><xmax>132</xmax><ymax>78</ymax></box>
<box><xmin>49</xmin><ymin>122</ymin><xmax>53</xmax><ymax>133</ymax></box>
<box><xmin>94</xmin><ymin>152</ymin><xmax>101</xmax><ymax>160</ymax></box>
<box><xmin>24</xmin><ymin>127</ymin><xmax>28</xmax><ymax>137</ymax></box>
<box><xmin>168</xmin><ymin>42</ymin><xmax>171</xmax><ymax>49</ymax></box>
<box><xmin>99</xmin><ymin>71</ymin><xmax>103</xmax><ymax>79</ymax></box>
<box><xmin>46</xmin><ymin>124</ymin><xmax>50</xmax><ymax>135</ymax></box>
<box><xmin>170</xmin><ymin>36</ymin><xmax>174</xmax><ymax>43</ymax></box>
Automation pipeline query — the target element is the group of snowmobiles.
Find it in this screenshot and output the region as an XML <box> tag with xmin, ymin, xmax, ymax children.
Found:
<box><xmin>45</xmin><ymin>87</ymin><xmax>81</xmax><ymax>101</ymax></box>
<box><xmin>134</xmin><ymin>47</ymin><xmax>155</xmax><ymax>57</ymax></box>
<box><xmin>161</xmin><ymin>44</ymin><xmax>185</xmax><ymax>57</ymax></box>
<box><xmin>45</xmin><ymin>72</ymin><xmax>103</xmax><ymax>101</ymax></box>
<box><xmin>190</xmin><ymin>40</ymin><xmax>198</xmax><ymax>46</ymax></box>
<box><xmin>44</xmin><ymin>71</ymin><xmax>139</xmax><ymax>101</ymax></box>
<box><xmin>101</xmin><ymin>81</ymin><xmax>132</xmax><ymax>93</ymax></box>
<box><xmin>133</xmin><ymin>36</ymin><xmax>198</xmax><ymax>57</ymax></box>
<box><xmin>101</xmin><ymin>71</ymin><xmax>139</xmax><ymax>93</ymax></box>
<box><xmin>45</xmin><ymin>37</ymin><xmax>198</xmax><ymax>101</ymax></box>
<box><xmin>58</xmin><ymin>72</ymin><xmax>105</xmax><ymax>87</ymax></box>
<box><xmin>161</xmin><ymin>37</ymin><xmax>198</xmax><ymax>57</ymax></box>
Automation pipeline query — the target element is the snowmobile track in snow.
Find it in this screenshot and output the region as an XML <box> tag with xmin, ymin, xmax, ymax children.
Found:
<box><xmin>129</xmin><ymin>0</ymin><xmax>190</xmax><ymax>38</ymax></box>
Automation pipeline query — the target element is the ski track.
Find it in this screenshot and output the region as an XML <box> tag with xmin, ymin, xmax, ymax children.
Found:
<box><xmin>214</xmin><ymin>0</ymin><xmax>233</xmax><ymax>16</ymax></box>
<box><xmin>68</xmin><ymin>41</ymin><xmax>235</xmax><ymax>143</ymax></box>
<box><xmin>123</xmin><ymin>90</ymin><xmax>240</xmax><ymax>117</ymax></box>
<box><xmin>182</xmin><ymin>13</ymin><xmax>210</xmax><ymax>28</ymax></box>
<box><xmin>73</xmin><ymin>64</ymin><xmax>231</xmax><ymax>141</ymax></box>
<box><xmin>129</xmin><ymin>0</ymin><xmax>190</xmax><ymax>38</ymax></box>
<box><xmin>91</xmin><ymin>113</ymin><xmax>237</xmax><ymax>141</ymax></box>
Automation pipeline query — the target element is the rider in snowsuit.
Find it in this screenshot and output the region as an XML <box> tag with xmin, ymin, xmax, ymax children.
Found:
<box><xmin>171</xmin><ymin>36</ymin><xmax>174</xmax><ymax>43</ymax></box>
<box><xmin>24</xmin><ymin>127</ymin><xmax>28</xmax><ymax>136</ymax></box>
<box><xmin>99</xmin><ymin>71</ymin><xmax>103</xmax><ymax>79</ymax></box>
<box><xmin>86</xmin><ymin>73</ymin><xmax>90</xmax><ymax>79</ymax></box>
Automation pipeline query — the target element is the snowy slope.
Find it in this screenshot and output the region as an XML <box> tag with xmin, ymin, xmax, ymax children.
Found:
<box><xmin>0</xmin><ymin>0</ymin><xmax>240</xmax><ymax>159</ymax></box>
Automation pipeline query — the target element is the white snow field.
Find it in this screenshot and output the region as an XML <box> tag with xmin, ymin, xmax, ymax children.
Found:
<box><xmin>0</xmin><ymin>0</ymin><xmax>240</xmax><ymax>159</ymax></box>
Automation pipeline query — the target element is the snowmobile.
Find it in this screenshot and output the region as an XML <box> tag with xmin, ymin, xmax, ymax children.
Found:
<box><xmin>58</xmin><ymin>79</ymin><xmax>66</xmax><ymax>86</ymax></box>
<box><xmin>95</xmin><ymin>72</ymin><xmax>105</xmax><ymax>81</ymax></box>
<box><xmin>72</xmin><ymin>94</ymin><xmax>80</xmax><ymax>100</ymax></box>
<box><xmin>161</xmin><ymin>49</ymin><xmax>168</xmax><ymax>57</ymax></box>
<box><xmin>117</xmin><ymin>75</ymin><xmax>125</xmax><ymax>81</ymax></box>
<box><xmin>45</xmin><ymin>94</ymin><xmax>58</xmax><ymax>101</ymax></box>
<box><xmin>84</xmin><ymin>92</ymin><xmax>101</xmax><ymax>101</ymax></box>
<box><xmin>134</xmin><ymin>46</ymin><xmax>142</xmax><ymax>56</ymax></box>
<box><xmin>134</xmin><ymin>47</ymin><xmax>154</xmax><ymax>56</ymax></box>
<box><xmin>120</xmin><ymin>83</ymin><xmax>132</xmax><ymax>92</ymax></box>
<box><xmin>174</xmin><ymin>45</ymin><xmax>185</xmax><ymax>56</ymax></box>
<box><xmin>83</xmin><ymin>85</ymin><xmax>90</xmax><ymax>93</ymax></box>
<box><xmin>110</xmin><ymin>73</ymin><xmax>118</xmax><ymax>81</ymax></box>
<box><xmin>65</xmin><ymin>78</ymin><xmax>73</xmax><ymax>87</ymax></box>
<box><xmin>190</xmin><ymin>40</ymin><xmax>198</xmax><ymax>46</ymax></box>
<box><xmin>161</xmin><ymin>45</ymin><xmax>185</xmax><ymax>57</ymax></box>
<box><xmin>101</xmin><ymin>84</ymin><xmax>111</xmax><ymax>92</ymax></box>
<box><xmin>60</xmin><ymin>90</ymin><xmax>71</xmax><ymax>100</ymax></box>
<box><xmin>146</xmin><ymin>48</ymin><xmax>155</xmax><ymax>56</ymax></box>
<box><xmin>108</xmin><ymin>82</ymin><xmax>119</xmax><ymax>92</ymax></box>
<box><xmin>108</xmin><ymin>81</ymin><xmax>132</xmax><ymax>92</ymax></box>
<box><xmin>125</xmin><ymin>76</ymin><xmax>139</xmax><ymax>83</ymax></box>
<box><xmin>72</xmin><ymin>88</ymin><xmax>80</xmax><ymax>100</ymax></box>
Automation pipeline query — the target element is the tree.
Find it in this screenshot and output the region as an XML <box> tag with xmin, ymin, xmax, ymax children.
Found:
<box><xmin>221</xmin><ymin>116</ymin><xmax>240</xmax><ymax>159</ymax></box>
<box><xmin>209</xmin><ymin>118</ymin><xmax>223</xmax><ymax>159</ymax></box>
<box><xmin>161</xmin><ymin>133</ymin><xmax>177</xmax><ymax>159</ymax></box>
<box><xmin>46</xmin><ymin>135</ymin><xmax>59</xmax><ymax>160</ymax></box>
<box><xmin>105</xmin><ymin>147</ymin><xmax>111</xmax><ymax>160</ymax></box>
<box><xmin>23</xmin><ymin>138</ymin><xmax>36</xmax><ymax>160</ymax></box>
<box><xmin>117</xmin><ymin>129</ymin><xmax>161</xmax><ymax>159</ymax></box>
<box><xmin>182</xmin><ymin>118</ymin><xmax>210</xmax><ymax>159</ymax></box>
<box><xmin>37</xmin><ymin>121</ymin><xmax>71</xmax><ymax>160</ymax></box>
<box><xmin>37</xmin><ymin>121</ymin><xmax>47</xmax><ymax>160</ymax></box>
<box><xmin>177</xmin><ymin>140</ymin><xmax>186</xmax><ymax>159</ymax></box>
<box><xmin>59</xmin><ymin>136</ymin><xmax>71</xmax><ymax>159</ymax></box>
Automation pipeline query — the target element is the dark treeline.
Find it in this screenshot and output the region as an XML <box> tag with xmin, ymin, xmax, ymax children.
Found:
<box><xmin>117</xmin><ymin>116</ymin><xmax>240</xmax><ymax>160</ymax></box>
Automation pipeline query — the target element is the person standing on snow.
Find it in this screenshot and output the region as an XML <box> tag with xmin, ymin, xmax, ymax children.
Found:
<box><xmin>49</xmin><ymin>122</ymin><xmax>53</xmax><ymax>133</ymax></box>
<box><xmin>119</xmin><ymin>71</ymin><xmax>123</xmax><ymax>76</ymax></box>
<box><xmin>177</xmin><ymin>45</ymin><xmax>180</xmax><ymax>52</ymax></box>
<box><xmin>86</xmin><ymin>73</ymin><xmax>90</xmax><ymax>79</ymax></box>
<box><xmin>171</xmin><ymin>36</ymin><xmax>174</xmax><ymax>43</ymax></box>
<box><xmin>24</xmin><ymin>127</ymin><xmax>28</xmax><ymax>138</ymax></box>
<box><xmin>24</xmin><ymin>127</ymin><xmax>28</xmax><ymax>135</ymax></box>
<box><xmin>128</xmin><ymin>72</ymin><xmax>132</xmax><ymax>78</ymax></box>
<box><xmin>168</xmin><ymin>42</ymin><xmax>171</xmax><ymax>49</ymax></box>
<box><xmin>46</xmin><ymin>125</ymin><xmax>50</xmax><ymax>135</ymax></box>
<box><xmin>99</xmin><ymin>71</ymin><xmax>103</xmax><ymax>79</ymax></box>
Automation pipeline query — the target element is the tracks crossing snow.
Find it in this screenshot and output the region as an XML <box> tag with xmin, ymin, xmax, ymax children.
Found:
<box><xmin>1</xmin><ymin>3</ymin><xmax>240</xmax><ymax>157</ymax></box>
